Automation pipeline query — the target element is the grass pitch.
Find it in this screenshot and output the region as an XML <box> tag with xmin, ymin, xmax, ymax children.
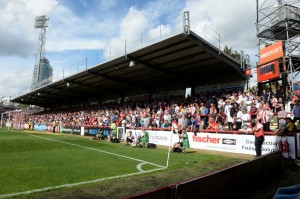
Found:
<box><xmin>0</xmin><ymin>128</ymin><xmax>252</xmax><ymax>199</ymax></box>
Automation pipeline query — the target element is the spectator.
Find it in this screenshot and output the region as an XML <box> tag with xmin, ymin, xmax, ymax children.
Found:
<box><xmin>161</xmin><ymin>119</ymin><xmax>171</xmax><ymax>129</ymax></box>
<box><xmin>226</xmin><ymin>107</ymin><xmax>234</xmax><ymax>130</ymax></box>
<box><xmin>277</xmin><ymin>117</ymin><xmax>296</xmax><ymax>136</ymax></box>
<box><xmin>235</xmin><ymin>108</ymin><xmax>243</xmax><ymax>130</ymax></box>
<box><xmin>239</xmin><ymin>100</ymin><xmax>247</xmax><ymax>112</ymax></box>
<box><xmin>163</xmin><ymin>110</ymin><xmax>172</xmax><ymax>124</ymax></box>
<box><xmin>277</xmin><ymin>105</ymin><xmax>288</xmax><ymax>129</ymax></box>
<box><xmin>187</xmin><ymin>116</ymin><xmax>198</xmax><ymax>135</ymax></box>
<box><xmin>275</xmin><ymin>97</ymin><xmax>285</xmax><ymax>113</ymax></box>
<box><xmin>209</xmin><ymin>106</ymin><xmax>217</xmax><ymax>121</ymax></box>
<box><xmin>200</xmin><ymin>105</ymin><xmax>209</xmax><ymax>128</ymax></box>
<box><xmin>262</xmin><ymin>89</ymin><xmax>270</xmax><ymax>104</ymax></box>
<box><xmin>270</xmin><ymin>95</ymin><xmax>278</xmax><ymax>112</ymax></box>
<box><xmin>195</xmin><ymin>113</ymin><xmax>202</xmax><ymax>131</ymax></box>
<box><xmin>241</xmin><ymin>109</ymin><xmax>251</xmax><ymax>128</ymax></box>
<box><xmin>249</xmin><ymin>102</ymin><xmax>258</xmax><ymax>123</ymax></box>
<box><xmin>224</xmin><ymin>100</ymin><xmax>231</xmax><ymax>115</ymax></box>
<box><xmin>290</xmin><ymin>94</ymin><xmax>299</xmax><ymax>111</ymax></box>
<box><xmin>257</xmin><ymin>104</ymin><xmax>273</xmax><ymax>132</ymax></box>
<box><xmin>206</xmin><ymin>117</ymin><xmax>218</xmax><ymax>131</ymax></box>
<box><xmin>172</xmin><ymin>119</ymin><xmax>180</xmax><ymax>134</ymax></box>
<box><xmin>239</xmin><ymin>124</ymin><xmax>252</xmax><ymax>134</ymax></box>
<box><xmin>178</xmin><ymin>114</ymin><xmax>186</xmax><ymax>130</ymax></box>
<box><xmin>148</xmin><ymin>119</ymin><xmax>158</xmax><ymax>129</ymax></box>
<box><xmin>217</xmin><ymin>122</ymin><xmax>224</xmax><ymax>130</ymax></box>
<box><xmin>292</xmin><ymin>100</ymin><xmax>300</xmax><ymax>125</ymax></box>
<box><xmin>252</xmin><ymin>118</ymin><xmax>264</xmax><ymax>157</ymax></box>
<box><xmin>216</xmin><ymin>109</ymin><xmax>226</xmax><ymax>126</ymax></box>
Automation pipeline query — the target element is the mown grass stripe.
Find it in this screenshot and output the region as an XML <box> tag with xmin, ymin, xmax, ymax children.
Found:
<box><xmin>0</xmin><ymin>167</ymin><xmax>165</xmax><ymax>199</ymax></box>
<box><xmin>17</xmin><ymin>130</ymin><xmax>165</xmax><ymax>169</ymax></box>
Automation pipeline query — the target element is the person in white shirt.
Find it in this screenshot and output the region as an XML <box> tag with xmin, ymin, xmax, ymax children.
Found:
<box><xmin>241</xmin><ymin>109</ymin><xmax>251</xmax><ymax>128</ymax></box>
<box><xmin>235</xmin><ymin>108</ymin><xmax>243</xmax><ymax>130</ymax></box>
<box><xmin>226</xmin><ymin>107</ymin><xmax>234</xmax><ymax>130</ymax></box>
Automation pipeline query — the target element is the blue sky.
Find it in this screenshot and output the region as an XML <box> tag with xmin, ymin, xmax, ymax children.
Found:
<box><xmin>0</xmin><ymin>0</ymin><xmax>258</xmax><ymax>98</ymax></box>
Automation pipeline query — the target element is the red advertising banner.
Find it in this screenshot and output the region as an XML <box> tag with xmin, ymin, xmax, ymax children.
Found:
<box><xmin>257</xmin><ymin>60</ymin><xmax>280</xmax><ymax>82</ymax></box>
<box><xmin>259</xmin><ymin>41</ymin><xmax>283</xmax><ymax>65</ymax></box>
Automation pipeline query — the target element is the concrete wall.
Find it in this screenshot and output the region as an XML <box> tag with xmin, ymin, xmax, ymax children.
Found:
<box><xmin>126</xmin><ymin>150</ymin><xmax>282</xmax><ymax>199</ymax></box>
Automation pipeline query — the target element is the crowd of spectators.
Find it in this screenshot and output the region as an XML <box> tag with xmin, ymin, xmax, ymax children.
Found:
<box><xmin>10</xmin><ymin>85</ymin><xmax>300</xmax><ymax>134</ymax></box>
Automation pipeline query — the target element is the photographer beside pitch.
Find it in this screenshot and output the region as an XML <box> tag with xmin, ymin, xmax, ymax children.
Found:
<box><xmin>139</xmin><ymin>126</ymin><xmax>149</xmax><ymax>147</ymax></box>
<box><xmin>171</xmin><ymin>127</ymin><xmax>190</xmax><ymax>153</ymax></box>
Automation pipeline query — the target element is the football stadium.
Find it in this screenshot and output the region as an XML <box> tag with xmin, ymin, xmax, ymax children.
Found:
<box><xmin>1</xmin><ymin>1</ymin><xmax>300</xmax><ymax>199</ymax></box>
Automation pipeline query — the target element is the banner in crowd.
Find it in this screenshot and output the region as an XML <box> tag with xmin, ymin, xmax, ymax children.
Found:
<box><xmin>126</xmin><ymin>129</ymin><xmax>296</xmax><ymax>159</ymax></box>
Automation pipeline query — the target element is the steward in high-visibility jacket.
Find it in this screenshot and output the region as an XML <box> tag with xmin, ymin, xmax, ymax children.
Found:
<box><xmin>252</xmin><ymin>118</ymin><xmax>264</xmax><ymax>157</ymax></box>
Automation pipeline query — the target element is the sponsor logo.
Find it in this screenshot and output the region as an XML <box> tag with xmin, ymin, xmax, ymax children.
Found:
<box><xmin>192</xmin><ymin>135</ymin><xmax>221</xmax><ymax>144</ymax></box>
<box><xmin>150</xmin><ymin>135</ymin><xmax>168</xmax><ymax>141</ymax></box>
<box><xmin>222</xmin><ymin>138</ymin><xmax>236</xmax><ymax>145</ymax></box>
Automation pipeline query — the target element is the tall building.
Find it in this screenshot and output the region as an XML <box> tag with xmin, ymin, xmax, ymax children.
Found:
<box><xmin>31</xmin><ymin>15</ymin><xmax>53</xmax><ymax>90</ymax></box>
<box><xmin>32</xmin><ymin>58</ymin><xmax>53</xmax><ymax>90</ymax></box>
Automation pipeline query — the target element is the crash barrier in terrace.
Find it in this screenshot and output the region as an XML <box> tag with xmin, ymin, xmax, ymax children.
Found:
<box><xmin>125</xmin><ymin>150</ymin><xmax>283</xmax><ymax>199</ymax></box>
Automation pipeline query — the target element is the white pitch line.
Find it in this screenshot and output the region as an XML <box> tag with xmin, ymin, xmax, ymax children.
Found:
<box><xmin>136</xmin><ymin>162</ymin><xmax>148</xmax><ymax>172</ymax></box>
<box><xmin>22</xmin><ymin>131</ymin><xmax>165</xmax><ymax>169</ymax></box>
<box><xmin>0</xmin><ymin>167</ymin><xmax>165</xmax><ymax>199</ymax></box>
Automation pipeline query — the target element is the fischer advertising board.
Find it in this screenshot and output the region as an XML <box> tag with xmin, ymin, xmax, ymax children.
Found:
<box><xmin>125</xmin><ymin>129</ymin><xmax>295</xmax><ymax>158</ymax></box>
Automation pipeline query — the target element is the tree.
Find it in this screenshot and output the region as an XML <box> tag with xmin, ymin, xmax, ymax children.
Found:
<box><xmin>223</xmin><ymin>45</ymin><xmax>241</xmax><ymax>61</ymax></box>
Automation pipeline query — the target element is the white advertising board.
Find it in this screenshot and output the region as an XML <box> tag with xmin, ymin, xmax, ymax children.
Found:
<box><xmin>126</xmin><ymin>129</ymin><xmax>296</xmax><ymax>159</ymax></box>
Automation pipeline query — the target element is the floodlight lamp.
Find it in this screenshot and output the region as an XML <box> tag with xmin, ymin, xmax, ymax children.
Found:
<box><xmin>34</xmin><ymin>15</ymin><xmax>48</xmax><ymax>29</ymax></box>
<box><xmin>38</xmin><ymin>93</ymin><xmax>41</xmax><ymax>96</ymax></box>
<box><xmin>129</xmin><ymin>61</ymin><xmax>135</xmax><ymax>67</ymax></box>
<box><xmin>66</xmin><ymin>82</ymin><xmax>70</xmax><ymax>87</ymax></box>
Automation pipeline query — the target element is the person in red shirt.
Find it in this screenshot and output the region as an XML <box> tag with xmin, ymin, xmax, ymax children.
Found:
<box><xmin>206</xmin><ymin>117</ymin><xmax>218</xmax><ymax>131</ymax></box>
<box><xmin>252</xmin><ymin>118</ymin><xmax>264</xmax><ymax>157</ymax></box>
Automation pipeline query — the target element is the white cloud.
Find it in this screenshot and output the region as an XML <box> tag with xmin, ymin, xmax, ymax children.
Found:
<box><xmin>182</xmin><ymin>0</ymin><xmax>257</xmax><ymax>65</ymax></box>
<box><xmin>0</xmin><ymin>0</ymin><xmax>58</xmax><ymax>57</ymax></box>
<box><xmin>104</xmin><ymin>7</ymin><xmax>149</xmax><ymax>58</ymax></box>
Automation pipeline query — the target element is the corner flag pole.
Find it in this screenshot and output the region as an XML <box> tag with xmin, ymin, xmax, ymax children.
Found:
<box><xmin>0</xmin><ymin>112</ymin><xmax>3</xmax><ymax>128</ymax></box>
<box><xmin>8</xmin><ymin>111</ymin><xmax>11</xmax><ymax>130</ymax></box>
<box><xmin>166</xmin><ymin>128</ymin><xmax>173</xmax><ymax>168</ymax></box>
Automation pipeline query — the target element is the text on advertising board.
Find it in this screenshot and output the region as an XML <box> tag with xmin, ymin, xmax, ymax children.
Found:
<box><xmin>259</xmin><ymin>41</ymin><xmax>283</xmax><ymax>65</ymax></box>
<box><xmin>192</xmin><ymin>135</ymin><xmax>221</xmax><ymax>143</ymax></box>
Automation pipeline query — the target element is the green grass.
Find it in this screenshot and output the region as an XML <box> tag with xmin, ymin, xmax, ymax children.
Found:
<box><xmin>0</xmin><ymin>128</ymin><xmax>251</xmax><ymax>199</ymax></box>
